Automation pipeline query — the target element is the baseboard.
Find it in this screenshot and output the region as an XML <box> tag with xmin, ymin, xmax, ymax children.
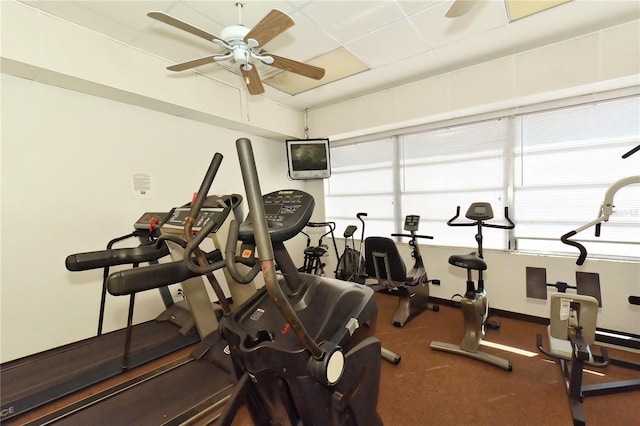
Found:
<box><xmin>429</xmin><ymin>297</ymin><xmax>640</xmax><ymax>351</ymax></box>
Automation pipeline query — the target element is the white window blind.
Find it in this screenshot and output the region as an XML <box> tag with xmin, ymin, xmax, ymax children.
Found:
<box><xmin>324</xmin><ymin>138</ymin><xmax>395</xmax><ymax>238</ymax></box>
<box><xmin>514</xmin><ymin>96</ymin><xmax>640</xmax><ymax>259</ymax></box>
<box><xmin>324</xmin><ymin>95</ymin><xmax>639</xmax><ymax>261</ymax></box>
<box><xmin>400</xmin><ymin>119</ymin><xmax>510</xmax><ymax>249</ymax></box>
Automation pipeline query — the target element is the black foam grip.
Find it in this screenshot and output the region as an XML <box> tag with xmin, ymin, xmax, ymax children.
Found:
<box><xmin>65</xmin><ymin>242</ymin><xmax>170</xmax><ymax>271</ymax></box>
<box><xmin>560</xmin><ymin>230</ymin><xmax>587</xmax><ymax>265</ymax></box>
<box><xmin>189</xmin><ymin>153</ymin><xmax>223</xmax><ymax>219</ymax></box>
<box><xmin>107</xmin><ymin>250</ymin><xmax>223</xmax><ymax>296</ymax></box>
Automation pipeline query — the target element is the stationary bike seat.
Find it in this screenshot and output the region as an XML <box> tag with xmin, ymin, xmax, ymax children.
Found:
<box><xmin>448</xmin><ymin>252</ymin><xmax>487</xmax><ymax>271</ymax></box>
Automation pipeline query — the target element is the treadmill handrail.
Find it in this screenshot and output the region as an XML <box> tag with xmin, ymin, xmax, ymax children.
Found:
<box><xmin>65</xmin><ymin>240</ymin><xmax>170</xmax><ymax>271</ymax></box>
<box><xmin>107</xmin><ymin>250</ymin><xmax>224</xmax><ymax>295</ymax></box>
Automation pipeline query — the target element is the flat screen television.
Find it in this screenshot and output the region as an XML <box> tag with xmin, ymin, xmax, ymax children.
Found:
<box><xmin>286</xmin><ymin>138</ymin><xmax>331</xmax><ymax>180</ymax></box>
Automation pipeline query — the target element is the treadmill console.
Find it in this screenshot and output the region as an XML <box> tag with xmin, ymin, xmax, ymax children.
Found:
<box><xmin>465</xmin><ymin>202</ymin><xmax>494</xmax><ymax>221</ymax></box>
<box><xmin>134</xmin><ymin>212</ymin><xmax>169</xmax><ymax>231</ymax></box>
<box><xmin>239</xmin><ymin>190</ymin><xmax>314</xmax><ymax>243</ymax></box>
<box><xmin>403</xmin><ymin>215</ymin><xmax>420</xmax><ymax>232</ymax></box>
<box><xmin>163</xmin><ymin>195</ymin><xmax>235</xmax><ymax>233</ymax></box>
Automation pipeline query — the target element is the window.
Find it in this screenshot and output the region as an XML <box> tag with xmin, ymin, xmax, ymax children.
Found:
<box><xmin>514</xmin><ymin>97</ymin><xmax>640</xmax><ymax>258</ymax></box>
<box><xmin>324</xmin><ymin>95</ymin><xmax>640</xmax><ymax>260</ymax></box>
<box><xmin>324</xmin><ymin>138</ymin><xmax>395</xmax><ymax>238</ymax></box>
<box><xmin>400</xmin><ymin>119</ymin><xmax>510</xmax><ymax>249</ymax></box>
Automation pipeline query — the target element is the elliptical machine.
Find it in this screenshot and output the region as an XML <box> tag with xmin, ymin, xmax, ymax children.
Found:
<box><xmin>430</xmin><ymin>202</ymin><xmax>514</xmax><ymax>371</ymax></box>
<box><xmin>186</xmin><ymin>138</ymin><xmax>382</xmax><ymax>425</ymax></box>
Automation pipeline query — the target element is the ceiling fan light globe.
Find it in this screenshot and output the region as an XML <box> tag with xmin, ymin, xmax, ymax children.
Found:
<box><xmin>233</xmin><ymin>48</ymin><xmax>250</xmax><ymax>64</ymax></box>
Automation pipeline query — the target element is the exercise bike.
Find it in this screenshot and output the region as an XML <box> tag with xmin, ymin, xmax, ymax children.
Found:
<box><xmin>430</xmin><ymin>202</ymin><xmax>514</xmax><ymax>371</ymax></box>
<box><xmin>365</xmin><ymin>215</ymin><xmax>440</xmax><ymax>327</ymax></box>
<box><xmin>335</xmin><ymin>212</ymin><xmax>367</xmax><ymax>283</ymax></box>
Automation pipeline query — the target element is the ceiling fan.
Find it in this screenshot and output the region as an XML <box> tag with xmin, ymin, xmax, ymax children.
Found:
<box><xmin>147</xmin><ymin>3</ymin><xmax>325</xmax><ymax>95</ymax></box>
<box><xmin>445</xmin><ymin>0</ymin><xmax>476</xmax><ymax>18</ymax></box>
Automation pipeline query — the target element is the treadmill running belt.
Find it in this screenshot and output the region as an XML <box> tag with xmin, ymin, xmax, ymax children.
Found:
<box><xmin>1</xmin><ymin>320</ymin><xmax>199</xmax><ymax>419</ymax></box>
<box><xmin>35</xmin><ymin>335</ymin><xmax>236</xmax><ymax>426</ymax></box>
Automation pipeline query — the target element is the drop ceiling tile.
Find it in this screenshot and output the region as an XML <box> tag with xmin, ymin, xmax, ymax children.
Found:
<box><xmin>187</xmin><ymin>1</ymin><xmax>296</xmax><ymax>30</ymax></box>
<box><xmin>347</xmin><ymin>19</ymin><xmax>430</xmax><ymax>68</ymax></box>
<box><xmin>396</xmin><ymin>0</ymin><xmax>442</xmax><ymax>16</ymax></box>
<box><xmin>264</xmin><ymin>47</ymin><xmax>368</xmax><ymax>95</ymax></box>
<box><xmin>410</xmin><ymin>0</ymin><xmax>507</xmax><ymax>48</ymax></box>
<box><xmin>431</xmin><ymin>26</ymin><xmax>518</xmax><ymax>72</ymax></box>
<box><xmin>300</xmin><ymin>1</ymin><xmax>405</xmax><ymax>44</ymax></box>
<box><xmin>375</xmin><ymin>50</ymin><xmax>445</xmax><ymax>85</ymax></box>
<box><xmin>263</xmin><ymin>11</ymin><xmax>340</xmax><ymax>61</ymax></box>
<box><xmin>505</xmin><ymin>0</ymin><xmax>571</xmax><ymax>22</ymax></box>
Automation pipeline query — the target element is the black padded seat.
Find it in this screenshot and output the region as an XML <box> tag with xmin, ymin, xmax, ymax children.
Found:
<box><xmin>365</xmin><ymin>236</ymin><xmax>416</xmax><ymax>286</ymax></box>
<box><xmin>448</xmin><ymin>252</ymin><xmax>487</xmax><ymax>271</ymax></box>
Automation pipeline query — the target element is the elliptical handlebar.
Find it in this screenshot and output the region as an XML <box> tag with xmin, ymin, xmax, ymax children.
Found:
<box><xmin>185</xmin><ymin>154</ymin><xmax>223</xmax><ymax>229</ymax></box>
<box><xmin>236</xmin><ymin>138</ymin><xmax>324</xmax><ymax>360</ymax></box>
<box><xmin>223</xmin><ymin>219</ymin><xmax>262</xmax><ymax>284</ymax></box>
<box><xmin>183</xmin><ymin>194</ymin><xmax>243</xmax><ymax>275</ymax></box>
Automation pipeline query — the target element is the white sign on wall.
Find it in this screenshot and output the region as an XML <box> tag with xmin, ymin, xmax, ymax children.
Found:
<box><xmin>132</xmin><ymin>172</ymin><xmax>152</xmax><ymax>198</ymax></box>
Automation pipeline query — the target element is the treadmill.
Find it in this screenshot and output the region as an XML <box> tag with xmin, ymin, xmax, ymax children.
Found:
<box><xmin>0</xmin><ymin>212</ymin><xmax>208</xmax><ymax>421</ymax></box>
<box><xmin>0</xmin><ymin>153</ymin><xmax>252</xmax><ymax>423</ymax></box>
<box><xmin>15</xmin><ymin>153</ymin><xmax>251</xmax><ymax>425</ymax></box>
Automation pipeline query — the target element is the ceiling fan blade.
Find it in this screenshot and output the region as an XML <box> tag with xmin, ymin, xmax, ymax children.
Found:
<box><xmin>148</xmin><ymin>11</ymin><xmax>223</xmax><ymax>43</ymax></box>
<box><xmin>445</xmin><ymin>0</ymin><xmax>475</xmax><ymax>18</ymax></box>
<box><xmin>243</xmin><ymin>9</ymin><xmax>294</xmax><ymax>47</ymax></box>
<box><xmin>167</xmin><ymin>56</ymin><xmax>215</xmax><ymax>72</ymax></box>
<box><xmin>266</xmin><ymin>54</ymin><xmax>325</xmax><ymax>80</ymax></box>
<box><xmin>240</xmin><ymin>65</ymin><xmax>265</xmax><ymax>95</ymax></box>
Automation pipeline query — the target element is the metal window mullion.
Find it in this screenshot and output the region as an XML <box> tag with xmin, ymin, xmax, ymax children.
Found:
<box><xmin>508</xmin><ymin>116</ymin><xmax>520</xmax><ymax>251</ymax></box>
<box><xmin>393</xmin><ymin>135</ymin><xmax>402</xmax><ymax>235</ymax></box>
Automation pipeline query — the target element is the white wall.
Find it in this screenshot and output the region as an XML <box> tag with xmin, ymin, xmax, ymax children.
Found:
<box><xmin>321</xmin><ymin>242</ymin><xmax>639</xmax><ymax>335</ymax></box>
<box><xmin>0</xmin><ymin>73</ymin><xmax>312</xmax><ymax>362</ymax></box>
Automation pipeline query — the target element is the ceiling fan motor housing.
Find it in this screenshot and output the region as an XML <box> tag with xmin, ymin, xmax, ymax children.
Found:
<box><xmin>220</xmin><ymin>25</ymin><xmax>250</xmax><ymax>43</ymax></box>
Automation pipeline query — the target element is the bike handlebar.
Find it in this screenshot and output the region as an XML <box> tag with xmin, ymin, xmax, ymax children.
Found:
<box><xmin>447</xmin><ymin>205</ymin><xmax>514</xmax><ymax>229</ymax></box>
<box><xmin>391</xmin><ymin>233</ymin><xmax>433</xmax><ymax>240</ymax></box>
<box><xmin>561</xmin><ymin>230</ymin><xmax>588</xmax><ymax>265</ymax></box>
<box><xmin>307</xmin><ymin>221</ymin><xmax>336</xmax><ymax>231</ymax></box>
